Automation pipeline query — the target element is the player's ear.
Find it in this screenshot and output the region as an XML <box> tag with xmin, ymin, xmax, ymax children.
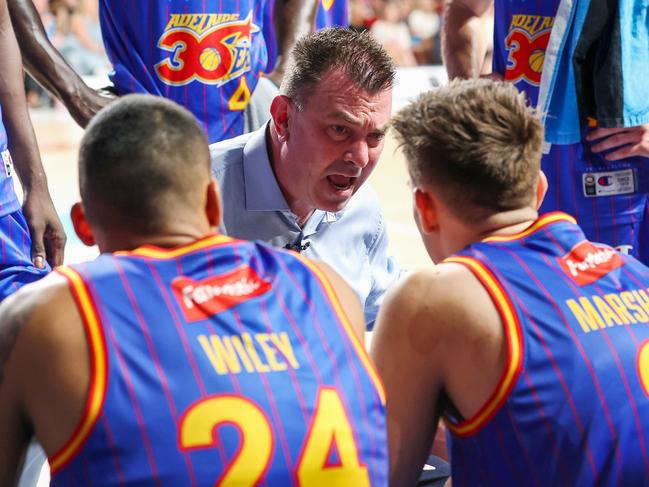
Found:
<box><xmin>413</xmin><ymin>186</ymin><xmax>439</xmax><ymax>234</ymax></box>
<box><xmin>70</xmin><ymin>202</ymin><xmax>96</xmax><ymax>246</ymax></box>
<box><xmin>206</xmin><ymin>179</ymin><xmax>222</xmax><ymax>228</ymax></box>
<box><xmin>270</xmin><ymin>95</ymin><xmax>291</xmax><ymax>138</ymax></box>
<box><xmin>536</xmin><ymin>170</ymin><xmax>548</xmax><ymax>210</ymax></box>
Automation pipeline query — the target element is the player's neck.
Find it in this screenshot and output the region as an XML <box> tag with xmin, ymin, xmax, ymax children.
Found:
<box><xmin>96</xmin><ymin>223</ymin><xmax>218</xmax><ymax>253</ymax></box>
<box><xmin>475</xmin><ymin>207</ymin><xmax>540</xmax><ymax>240</ymax></box>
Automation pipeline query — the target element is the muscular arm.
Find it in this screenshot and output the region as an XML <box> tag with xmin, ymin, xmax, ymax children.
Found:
<box><xmin>0</xmin><ymin>286</ymin><xmax>41</xmax><ymax>485</ymax></box>
<box><xmin>371</xmin><ymin>264</ymin><xmax>507</xmax><ymax>485</ymax></box>
<box><xmin>371</xmin><ymin>272</ymin><xmax>444</xmax><ymax>486</ymax></box>
<box><xmin>7</xmin><ymin>0</ymin><xmax>114</xmax><ymax>127</ymax></box>
<box><xmin>267</xmin><ymin>0</ymin><xmax>318</xmax><ymax>86</ymax></box>
<box><xmin>0</xmin><ymin>0</ymin><xmax>64</xmax><ymax>267</ymax></box>
<box><xmin>442</xmin><ymin>0</ymin><xmax>494</xmax><ymax>79</ymax></box>
<box><xmin>0</xmin><ymin>273</ymin><xmax>89</xmax><ymax>484</ymax></box>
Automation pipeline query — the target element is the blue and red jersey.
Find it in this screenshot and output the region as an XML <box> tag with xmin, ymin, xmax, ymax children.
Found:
<box><xmin>98</xmin><ymin>1</ymin><xmax>270</xmax><ymax>143</ymax></box>
<box><xmin>493</xmin><ymin>0</ymin><xmax>649</xmax><ymax>264</ymax></box>
<box><xmin>0</xmin><ymin>110</ymin><xmax>19</xmax><ymax>217</ymax></box>
<box><xmin>445</xmin><ymin>212</ymin><xmax>649</xmax><ymax>485</ymax></box>
<box><xmin>50</xmin><ymin>235</ymin><xmax>388</xmax><ymax>486</ymax></box>
<box><xmin>314</xmin><ymin>0</ymin><xmax>349</xmax><ymax>30</ymax></box>
<box><xmin>263</xmin><ymin>0</ymin><xmax>349</xmax><ymax>72</ymax></box>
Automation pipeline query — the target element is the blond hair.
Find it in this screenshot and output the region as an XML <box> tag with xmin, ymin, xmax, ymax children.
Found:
<box><xmin>392</xmin><ymin>79</ymin><xmax>543</xmax><ymax>219</ymax></box>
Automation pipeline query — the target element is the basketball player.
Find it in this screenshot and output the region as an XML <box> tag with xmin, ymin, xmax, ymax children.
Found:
<box><xmin>0</xmin><ymin>0</ymin><xmax>64</xmax><ymax>298</ymax></box>
<box><xmin>372</xmin><ymin>79</ymin><xmax>649</xmax><ymax>485</ymax></box>
<box><xmin>442</xmin><ymin>0</ymin><xmax>649</xmax><ymax>264</ymax></box>
<box><xmin>0</xmin><ymin>95</ymin><xmax>388</xmax><ymax>485</ymax></box>
<box><xmin>264</xmin><ymin>0</ymin><xmax>349</xmax><ymax>77</ymax></box>
<box><xmin>8</xmin><ymin>0</ymin><xmax>317</xmax><ymax>142</ymax></box>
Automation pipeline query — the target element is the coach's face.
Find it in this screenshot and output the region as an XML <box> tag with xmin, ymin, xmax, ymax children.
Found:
<box><xmin>274</xmin><ymin>68</ymin><xmax>392</xmax><ymax>220</ymax></box>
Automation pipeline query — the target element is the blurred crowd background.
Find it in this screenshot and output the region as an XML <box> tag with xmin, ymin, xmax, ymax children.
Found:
<box><xmin>25</xmin><ymin>0</ymin><xmax>445</xmax><ymax>108</ymax></box>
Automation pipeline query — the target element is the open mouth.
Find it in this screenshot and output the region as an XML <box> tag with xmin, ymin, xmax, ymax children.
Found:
<box><xmin>327</xmin><ymin>175</ymin><xmax>355</xmax><ymax>191</ymax></box>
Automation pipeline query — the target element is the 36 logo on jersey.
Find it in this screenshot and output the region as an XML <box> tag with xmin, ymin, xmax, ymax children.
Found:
<box><xmin>172</xmin><ymin>265</ymin><xmax>272</xmax><ymax>322</ymax></box>
<box><xmin>504</xmin><ymin>15</ymin><xmax>554</xmax><ymax>86</ymax></box>
<box><xmin>155</xmin><ymin>12</ymin><xmax>260</xmax><ymax>87</ymax></box>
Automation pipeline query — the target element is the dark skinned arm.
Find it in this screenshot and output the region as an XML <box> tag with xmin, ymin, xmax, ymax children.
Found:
<box><xmin>266</xmin><ymin>0</ymin><xmax>318</xmax><ymax>86</ymax></box>
<box><xmin>0</xmin><ymin>0</ymin><xmax>64</xmax><ymax>267</ymax></box>
<box><xmin>8</xmin><ymin>0</ymin><xmax>114</xmax><ymax>127</ymax></box>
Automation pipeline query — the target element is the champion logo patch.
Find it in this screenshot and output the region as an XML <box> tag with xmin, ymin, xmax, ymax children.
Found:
<box><xmin>172</xmin><ymin>265</ymin><xmax>272</xmax><ymax>322</ymax></box>
<box><xmin>583</xmin><ymin>169</ymin><xmax>636</xmax><ymax>197</ymax></box>
<box><xmin>558</xmin><ymin>241</ymin><xmax>623</xmax><ymax>286</ymax></box>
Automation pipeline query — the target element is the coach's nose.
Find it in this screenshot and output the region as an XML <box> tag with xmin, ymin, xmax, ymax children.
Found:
<box><xmin>344</xmin><ymin>139</ymin><xmax>370</xmax><ymax>169</ymax></box>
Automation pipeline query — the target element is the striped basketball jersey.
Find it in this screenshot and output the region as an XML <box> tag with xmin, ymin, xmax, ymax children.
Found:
<box><xmin>493</xmin><ymin>0</ymin><xmax>649</xmax><ymax>263</ymax></box>
<box><xmin>314</xmin><ymin>0</ymin><xmax>349</xmax><ymax>30</ymax></box>
<box><xmin>49</xmin><ymin>235</ymin><xmax>387</xmax><ymax>486</ymax></box>
<box><xmin>263</xmin><ymin>0</ymin><xmax>349</xmax><ymax>73</ymax></box>
<box><xmin>98</xmin><ymin>0</ymin><xmax>270</xmax><ymax>143</ymax></box>
<box><xmin>445</xmin><ymin>212</ymin><xmax>649</xmax><ymax>486</ymax></box>
<box><xmin>0</xmin><ymin>108</ymin><xmax>19</xmax><ymax>217</ymax></box>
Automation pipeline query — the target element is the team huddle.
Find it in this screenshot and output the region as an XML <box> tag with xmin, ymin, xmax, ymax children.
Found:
<box><xmin>0</xmin><ymin>0</ymin><xmax>648</xmax><ymax>486</ymax></box>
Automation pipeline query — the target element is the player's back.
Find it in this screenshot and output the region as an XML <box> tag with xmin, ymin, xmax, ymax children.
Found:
<box><xmin>97</xmin><ymin>0</ymin><xmax>270</xmax><ymax>143</ymax></box>
<box><xmin>445</xmin><ymin>212</ymin><xmax>649</xmax><ymax>486</ymax></box>
<box><xmin>49</xmin><ymin>234</ymin><xmax>387</xmax><ymax>486</ymax></box>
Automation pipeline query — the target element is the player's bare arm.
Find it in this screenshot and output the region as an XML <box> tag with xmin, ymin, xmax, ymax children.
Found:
<box><xmin>0</xmin><ymin>273</ymin><xmax>89</xmax><ymax>483</ymax></box>
<box><xmin>371</xmin><ymin>263</ymin><xmax>507</xmax><ymax>486</ymax></box>
<box><xmin>0</xmin><ymin>0</ymin><xmax>65</xmax><ymax>267</ymax></box>
<box><xmin>8</xmin><ymin>0</ymin><xmax>115</xmax><ymax>127</ymax></box>
<box><xmin>266</xmin><ymin>0</ymin><xmax>318</xmax><ymax>86</ymax></box>
<box><xmin>442</xmin><ymin>0</ymin><xmax>494</xmax><ymax>79</ymax></box>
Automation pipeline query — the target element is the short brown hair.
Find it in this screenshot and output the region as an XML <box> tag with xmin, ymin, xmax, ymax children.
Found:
<box><xmin>281</xmin><ymin>27</ymin><xmax>395</xmax><ymax>109</ymax></box>
<box><xmin>392</xmin><ymin>79</ymin><xmax>543</xmax><ymax>219</ymax></box>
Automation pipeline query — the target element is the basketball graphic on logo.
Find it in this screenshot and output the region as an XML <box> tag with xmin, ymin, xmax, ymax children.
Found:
<box><xmin>529</xmin><ymin>50</ymin><xmax>545</xmax><ymax>73</ymax></box>
<box><xmin>199</xmin><ymin>47</ymin><xmax>221</xmax><ymax>71</ymax></box>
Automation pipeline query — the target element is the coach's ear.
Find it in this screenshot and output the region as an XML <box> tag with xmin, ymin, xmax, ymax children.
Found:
<box><xmin>270</xmin><ymin>95</ymin><xmax>291</xmax><ymax>139</ymax></box>
<box><xmin>413</xmin><ymin>187</ymin><xmax>439</xmax><ymax>234</ymax></box>
<box><xmin>536</xmin><ymin>170</ymin><xmax>548</xmax><ymax>210</ymax></box>
<box><xmin>70</xmin><ymin>202</ymin><xmax>96</xmax><ymax>246</ymax></box>
<box><xmin>206</xmin><ymin>179</ymin><xmax>222</xmax><ymax>228</ymax></box>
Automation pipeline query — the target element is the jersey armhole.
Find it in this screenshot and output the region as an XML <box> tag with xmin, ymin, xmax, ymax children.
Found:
<box><xmin>443</xmin><ymin>256</ymin><xmax>524</xmax><ymax>437</ymax></box>
<box><xmin>48</xmin><ymin>266</ymin><xmax>109</xmax><ymax>474</ymax></box>
<box><xmin>290</xmin><ymin>253</ymin><xmax>386</xmax><ymax>405</ymax></box>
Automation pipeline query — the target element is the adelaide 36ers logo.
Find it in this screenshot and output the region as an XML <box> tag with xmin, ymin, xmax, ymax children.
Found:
<box><xmin>155</xmin><ymin>12</ymin><xmax>259</xmax><ymax>87</ymax></box>
<box><xmin>504</xmin><ymin>15</ymin><xmax>554</xmax><ymax>86</ymax></box>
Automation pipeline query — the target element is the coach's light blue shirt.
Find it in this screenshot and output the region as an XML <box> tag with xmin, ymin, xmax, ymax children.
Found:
<box><xmin>210</xmin><ymin>125</ymin><xmax>401</xmax><ymax>328</ymax></box>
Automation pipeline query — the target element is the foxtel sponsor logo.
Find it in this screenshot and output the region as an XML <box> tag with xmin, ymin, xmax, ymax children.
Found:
<box><xmin>558</xmin><ymin>241</ymin><xmax>623</xmax><ymax>286</ymax></box>
<box><xmin>172</xmin><ymin>265</ymin><xmax>272</xmax><ymax>321</ymax></box>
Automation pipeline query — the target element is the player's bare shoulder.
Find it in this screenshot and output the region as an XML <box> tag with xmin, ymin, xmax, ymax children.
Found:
<box><xmin>0</xmin><ymin>271</ymin><xmax>76</xmax><ymax>384</ymax></box>
<box><xmin>373</xmin><ymin>262</ymin><xmax>504</xmax><ymax>370</ymax></box>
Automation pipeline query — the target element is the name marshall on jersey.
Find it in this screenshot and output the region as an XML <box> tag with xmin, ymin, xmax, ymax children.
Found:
<box><xmin>566</xmin><ymin>289</ymin><xmax>649</xmax><ymax>334</ymax></box>
<box><xmin>155</xmin><ymin>12</ymin><xmax>260</xmax><ymax>86</ymax></box>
